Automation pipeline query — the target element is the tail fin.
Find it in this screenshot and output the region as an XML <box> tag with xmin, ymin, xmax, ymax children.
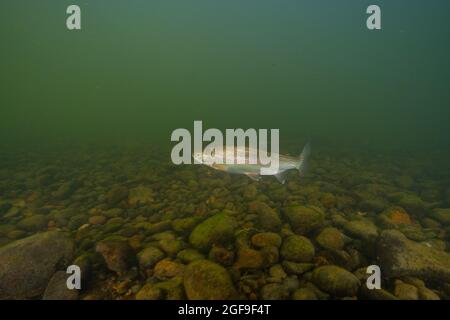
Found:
<box><xmin>297</xmin><ymin>142</ymin><xmax>311</xmax><ymax>176</ymax></box>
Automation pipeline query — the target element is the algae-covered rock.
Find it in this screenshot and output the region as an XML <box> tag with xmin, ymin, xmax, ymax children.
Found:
<box><xmin>394</xmin><ymin>280</ymin><xmax>419</xmax><ymax>300</ymax></box>
<box><xmin>158</xmin><ymin>238</ymin><xmax>185</xmax><ymax>257</ymax></box>
<box><xmin>431</xmin><ymin>208</ymin><xmax>450</xmax><ymax>225</ymax></box>
<box><xmin>260</xmin><ymin>283</ymin><xmax>290</xmax><ymax>300</ymax></box>
<box><xmin>153</xmin><ymin>259</ymin><xmax>184</xmax><ymax>280</ymax></box>
<box><xmin>135</xmin><ymin>283</ymin><xmax>162</xmax><ymax>300</ymax></box>
<box><xmin>53</xmin><ymin>181</ymin><xmax>79</xmax><ymax>200</ymax></box>
<box><xmin>311</xmin><ymin>265</ymin><xmax>360</xmax><ymax>297</ymax></box>
<box><xmin>248</xmin><ymin>201</ymin><xmax>282</xmax><ymax>231</ymax></box>
<box><xmin>378</xmin><ymin>229</ymin><xmax>450</xmax><ymax>282</ymax></box>
<box><xmin>234</xmin><ymin>247</ymin><xmax>264</xmax><ymax>269</ymax></box>
<box><xmin>280</xmin><ymin>235</ymin><xmax>315</xmax><ymax>263</ymax></box>
<box><xmin>251</xmin><ymin>232</ymin><xmax>282</xmax><ymax>248</ymax></box>
<box><xmin>17</xmin><ymin>214</ymin><xmax>48</xmax><ymax>232</ymax></box>
<box><xmin>316</xmin><ymin>227</ymin><xmax>346</xmax><ymax>250</ymax></box>
<box><xmin>183</xmin><ymin>260</ymin><xmax>238</xmax><ymax>299</ymax></box>
<box><xmin>343</xmin><ymin>219</ymin><xmax>378</xmax><ymax>242</ymax></box>
<box><xmin>96</xmin><ymin>239</ymin><xmax>136</xmax><ymax>274</ymax></box>
<box><xmin>292</xmin><ymin>287</ymin><xmax>318</xmax><ymax>300</ymax></box>
<box><xmin>208</xmin><ymin>245</ymin><xmax>235</xmax><ymax>266</ymax></box>
<box><xmin>137</xmin><ymin>246</ymin><xmax>165</xmax><ymax>270</ymax></box>
<box><xmin>171</xmin><ymin>217</ymin><xmax>202</xmax><ymax>234</ymax></box>
<box><xmin>105</xmin><ymin>185</ymin><xmax>129</xmax><ymax>206</ymax></box>
<box><xmin>176</xmin><ymin>248</ymin><xmax>204</xmax><ymax>263</ymax></box>
<box><xmin>282</xmin><ymin>261</ymin><xmax>314</xmax><ymax>275</ymax></box>
<box><xmin>189</xmin><ymin>213</ymin><xmax>237</xmax><ymax>251</ymax></box>
<box><xmin>136</xmin><ymin>277</ymin><xmax>184</xmax><ymax>300</ymax></box>
<box><xmin>284</xmin><ymin>205</ymin><xmax>324</xmax><ymax>235</ymax></box>
<box><xmin>0</xmin><ymin>231</ymin><xmax>74</xmax><ymax>299</ymax></box>
<box><xmin>128</xmin><ymin>185</ymin><xmax>154</xmax><ymax>207</ymax></box>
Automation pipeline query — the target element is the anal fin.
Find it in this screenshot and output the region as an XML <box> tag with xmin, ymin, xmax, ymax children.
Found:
<box><xmin>274</xmin><ymin>172</ymin><xmax>287</xmax><ymax>184</ymax></box>
<box><xmin>246</xmin><ymin>173</ymin><xmax>261</xmax><ymax>181</ymax></box>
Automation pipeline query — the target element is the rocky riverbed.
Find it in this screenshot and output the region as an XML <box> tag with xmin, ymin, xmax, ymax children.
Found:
<box><xmin>0</xmin><ymin>144</ymin><xmax>449</xmax><ymax>300</ymax></box>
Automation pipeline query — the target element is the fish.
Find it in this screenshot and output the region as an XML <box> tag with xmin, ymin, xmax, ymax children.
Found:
<box><xmin>192</xmin><ymin>142</ymin><xmax>310</xmax><ymax>184</ymax></box>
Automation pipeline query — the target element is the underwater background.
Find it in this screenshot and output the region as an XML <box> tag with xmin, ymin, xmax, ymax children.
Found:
<box><xmin>0</xmin><ymin>0</ymin><xmax>449</xmax><ymax>300</ymax></box>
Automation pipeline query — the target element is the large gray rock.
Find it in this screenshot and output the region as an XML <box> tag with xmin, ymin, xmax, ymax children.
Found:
<box><xmin>43</xmin><ymin>271</ymin><xmax>79</xmax><ymax>300</ymax></box>
<box><xmin>0</xmin><ymin>231</ymin><xmax>75</xmax><ymax>299</ymax></box>
<box><xmin>378</xmin><ymin>229</ymin><xmax>450</xmax><ymax>282</ymax></box>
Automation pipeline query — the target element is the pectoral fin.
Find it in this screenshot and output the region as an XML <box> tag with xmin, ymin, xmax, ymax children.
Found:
<box><xmin>274</xmin><ymin>172</ymin><xmax>287</xmax><ymax>184</ymax></box>
<box><xmin>246</xmin><ymin>173</ymin><xmax>261</xmax><ymax>181</ymax></box>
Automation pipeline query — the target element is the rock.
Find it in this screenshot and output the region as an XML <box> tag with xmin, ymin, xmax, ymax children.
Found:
<box><xmin>395</xmin><ymin>175</ymin><xmax>414</xmax><ymax>189</ymax></box>
<box><xmin>88</xmin><ymin>215</ymin><xmax>107</xmax><ymax>225</ymax></box>
<box><xmin>260</xmin><ymin>283</ymin><xmax>289</xmax><ymax>300</ymax></box>
<box><xmin>172</xmin><ymin>217</ymin><xmax>202</xmax><ymax>234</ymax></box>
<box><xmin>189</xmin><ymin>213</ymin><xmax>237</xmax><ymax>251</ymax></box>
<box><xmin>158</xmin><ymin>239</ymin><xmax>185</xmax><ymax>257</ymax></box>
<box><xmin>43</xmin><ymin>271</ymin><xmax>79</xmax><ymax>300</ymax></box>
<box><xmin>208</xmin><ymin>245</ymin><xmax>235</xmax><ymax>266</ymax></box>
<box><xmin>135</xmin><ymin>283</ymin><xmax>162</xmax><ymax>300</ymax></box>
<box><xmin>17</xmin><ymin>214</ymin><xmax>48</xmax><ymax>232</ymax></box>
<box><xmin>7</xmin><ymin>229</ymin><xmax>26</xmax><ymax>240</ymax></box>
<box><xmin>0</xmin><ymin>202</ymin><xmax>12</xmax><ymax>216</ymax></box>
<box><xmin>380</xmin><ymin>206</ymin><xmax>412</xmax><ymax>227</ymax></box>
<box><xmin>394</xmin><ymin>280</ymin><xmax>419</xmax><ymax>300</ymax></box>
<box><xmin>311</xmin><ymin>265</ymin><xmax>360</xmax><ymax>297</ymax></box>
<box><xmin>176</xmin><ymin>249</ymin><xmax>204</xmax><ymax>263</ymax></box>
<box><xmin>96</xmin><ymin>239</ymin><xmax>136</xmax><ymax>274</ymax></box>
<box><xmin>0</xmin><ymin>231</ymin><xmax>74</xmax><ymax>299</ymax></box>
<box><xmin>418</xmin><ymin>287</ymin><xmax>440</xmax><ymax>300</ymax></box>
<box><xmin>280</xmin><ymin>235</ymin><xmax>315</xmax><ymax>263</ymax></box>
<box><xmin>0</xmin><ymin>224</ymin><xmax>15</xmax><ymax>237</ymax></box>
<box><xmin>105</xmin><ymin>185</ymin><xmax>129</xmax><ymax>206</ymax></box>
<box><xmin>359</xmin><ymin>198</ymin><xmax>387</xmax><ymax>213</ymax></box>
<box><xmin>154</xmin><ymin>259</ymin><xmax>184</xmax><ymax>280</ymax></box>
<box><xmin>316</xmin><ymin>227</ymin><xmax>346</xmax><ymax>250</ymax></box>
<box><xmin>243</xmin><ymin>184</ymin><xmax>258</xmax><ymax>200</ymax></box>
<box><xmin>153</xmin><ymin>276</ymin><xmax>185</xmax><ymax>300</ymax></box>
<box><xmin>343</xmin><ymin>220</ymin><xmax>378</xmax><ymax>242</ymax></box>
<box><xmin>249</xmin><ymin>201</ymin><xmax>282</xmax><ymax>231</ymax></box>
<box><xmin>138</xmin><ymin>221</ymin><xmax>171</xmax><ymax>235</ymax></box>
<box><xmin>282</xmin><ymin>261</ymin><xmax>314</xmax><ymax>275</ymax></box>
<box><xmin>128</xmin><ymin>185</ymin><xmax>154</xmax><ymax>206</ymax></box>
<box><xmin>184</xmin><ymin>260</ymin><xmax>238</xmax><ymax>299</ymax></box>
<box><xmin>257</xmin><ymin>245</ymin><xmax>278</xmax><ymax>267</ymax></box>
<box><xmin>53</xmin><ymin>181</ymin><xmax>79</xmax><ymax>199</ymax></box>
<box><xmin>292</xmin><ymin>288</ymin><xmax>318</xmax><ymax>300</ymax></box>
<box><xmin>431</xmin><ymin>208</ymin><xmax>450</xmax><ymax>225</ymax></box>
<box><xmin>234</xmin><ymin>247</ymin><xmax>264</xmax><ymax>269</ymax></box>
<box><xmin>284</xmin><ymin>205</ymin><xmax>324</xmax><ymax>235</ymax></box>
<box><xmin>137</xmin><ymin>246</ymin><xmax>165</xmax><ymax>270</ymax></box>
<box><xmin>269</xmin><ymin>264</ymin><xmax>287</xmax><ymax>280</ymax></box>
<box><xmin>68</xmin><ymin>214</ymin><xmax>88</xmax><ymax>231</ymax></box>
<box><xmin>378</xmin><ymin>230</ymin><xmax>450</xmax><ymax>282</ymax></box>
<box><xmin>396</xmin><ymin>193</ymin><xmax>426</xmax><ymax>216</ymax></box>
<box><xmin>251</xmin><ymin>232</ymin><xmax>282</xmax><ymax>248</ymax></box>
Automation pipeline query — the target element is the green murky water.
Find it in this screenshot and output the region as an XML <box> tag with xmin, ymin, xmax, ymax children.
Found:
<box><xmin>0</xmin><ymin>1</ymin><xmax>449</xmax><ymax>300</ymax></box>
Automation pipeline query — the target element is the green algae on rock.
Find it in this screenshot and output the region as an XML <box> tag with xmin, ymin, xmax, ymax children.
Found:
<box><xmin>284</xmin><ymin>205</ymin><xmax>324</xmax><ymax>235</ymax></box>
<box><xmin>280</xmin><ymin>235</ymin><xmax>315</xmax><ymax>263</ymax></box>
<box><xmin>311</xmin><ymin>265</ymin><xmax>360</xmax><ymax>297</ymax></box>
<box><xmin>189</xmin><ymin>213</ymin><xmax>237</xmax><ymax>251</ymax></box>
<box><xmin>183</xmin><ymin>260</ymin><xmax>238</xmax><ymax>300</ymax></box>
